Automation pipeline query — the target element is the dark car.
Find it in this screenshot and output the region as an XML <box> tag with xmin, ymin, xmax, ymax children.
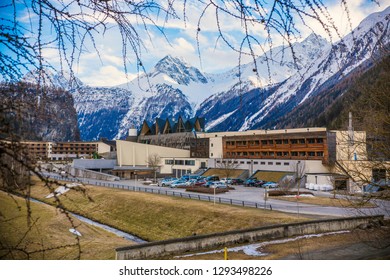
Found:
<box><xmin>206</xmin><ymin>175</ymin><xmax>220</xmax><ymax>182</ymax></box>
<box><xmin>194</xmin><ymin>178</ymin><xmax>207</xmax><ymax>186</ymax></box>
<box><xmin>231</xmin><ymin>178</ymin><xmax>244</xmax><ymax>185</ymax></box>
<box><xmin>244</xmin><ymin>178</ymin><xmax>258</xmax><ymax>187</ymax></box>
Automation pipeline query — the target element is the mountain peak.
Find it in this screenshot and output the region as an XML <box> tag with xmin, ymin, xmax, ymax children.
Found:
<box><xmin>152</xmin><ymin>55</ymin><xmax>208</xmax><ymax>85</ymax></box>
<box><xmin>301</xmin><ymin>33</ymin><xmax>328</xmax><ymax>46</ymax></box>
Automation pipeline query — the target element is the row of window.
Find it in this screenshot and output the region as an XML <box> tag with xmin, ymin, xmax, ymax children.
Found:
<box><xmin>226</xmin><ymin>151</ymin><xmax>324</xmax><ymax>157</ymax></box>
<box><xmin>216</xmin><ymin>160</ymin><xmax>291</xmax><ymax>166</ymax></box>
<box><xmin>165</xmin><ymin>159</ymin><xmax>196</xmax><ymax>166</ymax></box>
<box><xmin>226</xmin><ymin>138</ymin><xmax>324</xmax><ymax>146</ymax></box>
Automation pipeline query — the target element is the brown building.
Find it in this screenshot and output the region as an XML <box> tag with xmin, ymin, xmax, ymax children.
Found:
<box><xmin>51</xmin><ymin>141</ymin><xmax>98</xmax><ymax>157</ymax></box>
<box><xmin>223</xmin><ymin>130</ymin><xmax>330</xmax><ymax>163</ymax></box>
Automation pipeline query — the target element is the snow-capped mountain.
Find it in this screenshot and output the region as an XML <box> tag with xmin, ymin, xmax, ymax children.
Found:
<box><xmin>196</xmin><ymin>6</ymin><xmax>390</xmax><ymax>131</ymax></box>
<box><xmin>55</xmin><ymin>6</ymin><xmax>389</xmax><ymax>140</ymax></box>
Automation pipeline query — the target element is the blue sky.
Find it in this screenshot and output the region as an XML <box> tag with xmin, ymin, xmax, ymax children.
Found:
<box><xmin>1</xmin><ymin>0</ymin><xmax>387</xmax><ymax>86</ymax></box>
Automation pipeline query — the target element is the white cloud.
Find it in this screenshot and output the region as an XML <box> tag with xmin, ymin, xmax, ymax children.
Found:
<box><xmin>79</xmin><ymin>65</ymin><xmax>136</xmax><ymax>87</ymax></box>
<box><xmin>36</xmin><ymin>0</ymin><xmax>388</xmax><ymax>86</ymax></box>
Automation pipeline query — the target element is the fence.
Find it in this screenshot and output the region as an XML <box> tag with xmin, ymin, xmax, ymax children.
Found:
<box><xmin>45</xmin><ymin>174</ymin><xmax>269</xmax><ymax>210</ymax></box>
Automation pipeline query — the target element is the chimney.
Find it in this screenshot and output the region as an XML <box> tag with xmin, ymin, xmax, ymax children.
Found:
<box><xmin>348</xmin><ymin>112</ymin><xmax>354</xmax><ymax>145</ymax></box>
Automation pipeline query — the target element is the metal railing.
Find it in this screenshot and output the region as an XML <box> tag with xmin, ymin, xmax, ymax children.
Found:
<box><xmin>47</xmin><ymin>174</ymin><xmax>268</xmax><ymax>210</ymax></box>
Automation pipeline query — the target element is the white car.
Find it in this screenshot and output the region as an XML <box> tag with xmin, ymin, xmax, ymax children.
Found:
<box><xmin>209</xmin><ymin>181</ymin><xmax>228</xmax><ymax>189</ymax></box>
<box><xmin>220</xmin><ymin>178</ymin><xmax>232</xmax><ymax>184</ymax></box>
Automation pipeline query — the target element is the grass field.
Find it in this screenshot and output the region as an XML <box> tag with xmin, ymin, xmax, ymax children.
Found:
<box><xmin>0</xmin><ymin>191</ymin><xmax>133</xmax><ymax>260</ymax></box>
<box><xmin>28</xmin><ymin>177</ymin><xmax>309</xmax><ymax>242</ymax></box>
<box><xmin>270</xmin><ymin>195</ymin><xmax>376</xmax><ymax>208</ymax></box>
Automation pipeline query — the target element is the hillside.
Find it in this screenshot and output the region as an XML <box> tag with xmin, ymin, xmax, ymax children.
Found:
<box><xmin>0</xmin><ymin>82</ymin><xmax>80</xmax><ymax>141</ymax></box>
<box><xmin>273</xmin><ymin>55</ymin><xmax>390</xmax><ymax>131</ymax></box>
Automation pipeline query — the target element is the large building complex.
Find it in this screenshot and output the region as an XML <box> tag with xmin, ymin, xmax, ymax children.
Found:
<box><xmin>12</xmin><ymin>115</ymin><xmax>388</xmax><ymax>193</ymax></box>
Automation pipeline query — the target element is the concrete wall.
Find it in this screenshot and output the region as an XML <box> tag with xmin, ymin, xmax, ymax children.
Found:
<box><xmin>116</xmin><ymin>215</ymin><xmax>383</xmax><ymax>260</ymax></box>
<box><xmin>64</xmin><ymin>166</ymin><xmax>120</xmax><ymax>181</ymax></box>
<box><xmin>207</xmin><ymin>159</ymin><xmax>329</xmax><ymax>177</ymax></box>
<box><xmin>72</xmin><ymin>159</ymin><xmax>117</xmax><ymax>170</ymax></box>
<box><xmin>159</xmin><ymin>158</ymin><xmax>208</xmax><ymax>175</ymax></box>
<box><xmin>116</xmin><ymin>140</ymin><xmax>190</xmax><ymax>167</ymax></box>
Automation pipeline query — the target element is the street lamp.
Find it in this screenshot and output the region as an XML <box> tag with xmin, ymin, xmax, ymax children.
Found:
<box><xmin>212</xmin><ymin>185</ymin><xmax>217</xmax><ymax>205</ymax></box>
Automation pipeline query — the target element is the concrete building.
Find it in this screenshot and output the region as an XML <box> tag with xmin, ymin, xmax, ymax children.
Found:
<box><xmin>194</xmin><ymin>127</ymin><xmax>382</xmax><ymax>192</ymax></box>
<box><xmin>115</xmin><ymin>140</ymin><xmax>208</xmax><ymax>178</ymax></box>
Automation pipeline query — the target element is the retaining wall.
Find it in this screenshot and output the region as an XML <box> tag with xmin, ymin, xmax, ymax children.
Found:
<box><xmin>116</xmin><ymin>215</ymin><xmax>383</xmax><ymax>260</ymax></box>
<box><xmin>65</xmin><ymin>166</ymin><xmax>120</xmax><ymax>181</ymax></box>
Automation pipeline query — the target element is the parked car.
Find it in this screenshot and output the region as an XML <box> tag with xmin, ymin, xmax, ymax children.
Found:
<box><xmin>181</xmin><ymin>175</ymin><xmax>201</xmax><ymax>181</ymax></box>
<box><xmin>244</xmin><ymin>178</ymin><xmax>258</xmax><ymax>187</ymax></box>
<box><xmin>207</xmin><ymin>181</ymin><xmax>228</xmax><ymax>189</ymax></box>
<box><xmin>220</xmin><ymin>178</ymin><xmax>232</xmax><ymax>184</ymax></box>
<box><xmin>206</xmin><ymin>175</ymin><xmax>220</xmax><ymax>182</ymax></box>
<box><xmin>262</xmin><ymin>181</ymin><xmax>279</xmax><ymax>188</ymax></box>
<box><xmin>231</xmin><ymin>178</ymin><xmax>244</xmax><ymax>185</ymax></box>
<box><xmin>169</xmin><ymin>179</ymin><xmax>188</xmax><ymax>188</ymax></box>
<box><xmin>159</xmin><ymin>177</ymin><xmax>177</xmax><ymax>187</ymax></box>
<box><xmin>193</xmin><ymin>178</ymin><xmax>207</xmax><ymax>186</ymax></box>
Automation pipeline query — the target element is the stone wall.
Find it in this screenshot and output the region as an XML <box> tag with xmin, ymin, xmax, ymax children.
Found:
<box><xmin>116</xmin><ymin>215</ymin><xmax>383</xmax><ymax>259</ymax></box>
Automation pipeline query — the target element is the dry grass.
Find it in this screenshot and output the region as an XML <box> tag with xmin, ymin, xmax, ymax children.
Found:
<box><xmin>175</xmin><ymin>228</ymin><xmax>390</xmax><ymax>260</ymax></box>
<box><xmin>202</xmin><ymin>168</ymin><xmax>246</xmax><ymax>178</ymax></box>
<box><xmin>271</xmin><ymin>195</ymin><xmax>376</xmax><ymax>208</ymax></box>
<box><xmin>0</xmin><ymin>191</ymin><xmax>133</xmax><ymax>260</ymax></box>
<box><xmin>28</xmin><ymin>177</ymin><xmax>308</xmax><ymax>242</ymax></box>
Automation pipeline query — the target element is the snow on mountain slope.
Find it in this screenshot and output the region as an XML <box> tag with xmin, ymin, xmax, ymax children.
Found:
<box><xmin>66</xmin><ymin>7</ymin><xmax>389</xmax><ymax>140</ymax></box>
<box><xmin>199</xmin><ymin>6</ymin><xmax>390</xmax><ymax>132</ymax></box>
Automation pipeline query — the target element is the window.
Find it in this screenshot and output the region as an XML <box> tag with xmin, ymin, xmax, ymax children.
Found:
<box><xmin>308</xmin><ymin>152</ymin><xmax>315</xmax><ymax>157</ymax></box>
<box><xmin>299</xmin><ymin>139</ymin><xmax>305</xmax><ymax>144</ymax></box>
<box><xmin>240</xmin><ymin>161</ymin><xmax>245</xmax><ymax>164</ymax></box>
<box><xmin>268</xmin><ymin>140</ymin><xmax>274</xmax><ymax>145</ymax></box>
<box><xmin>261</xmin><ymin>140</ymin><xmax>267</xmax><ymax>145</ymax></box>
<box><xmin>254</xmin><ymin>161</ymin><xmax>259</xmax><ymax>164</ymax></box>
<box><xmin>276</xmin><ymin>152</ymin><xmax>283</xmax><ymax>156</ymax></box>
<box><xmin>185</xmin><ymin>160</ymin><xmax>195</xmax><ymax>166</ymax></box>
<box><xmin>308</xmin><ymin>138</ymin><xmax>315</xmax><ymax>144</ymax></box>
<box><xmin>275</xmin><ymin>139</ymin><xmax>282</xmax><ymax>144</ymax></box>
<box><xmin>261</xmin><ymin>152</ymin><xmax>268</xmax><ymax>156</ymax></box>
<box><xmin>249</xmin><ymin>152</ymin><xmax>254</xmax><ymax>156</ymax></box>
<box><xmin>317</xmin><ymin>151</ymin><xmax>324</xmax><ymax>157</ymax></box>
<box><xmin>268</xmin><ymin>162</ymin><xmax>273</xmax><ymax>165</ymax></box>
<box><xmin>299</xmin><ymin>151</ymin><xmax>306</xmax><ymax>156</ymax></box>
<box><xmin>283</xmin><ymin>152</ymin><xmax>289</xmax><ymax>157</ymax></box>
<box><xmin>284</xmin><ymin>162</ymin><xmax>290</xmax><ymax>166</ymax></box>
<box><xmin>260</xmin><ymin>162</ymin><xmax>265</xmax><ymax>165</ymax></box>
<box><xmin>211</xmin><ymin>143</ymin><xmax>214</xmax><ymax>147</ymax></box>
<box><xmin>211</xmin><ymin>153</ymin><xmax>214</xmax><ymax>157</ymax></box>
<box><xmin>243</xmin><ymin>152</ymin><xmax>248</xmax><ymax>156</ymax></box>
<box><xmin>291</xmin><ymin>151</ymin><xmax>298</xmax><ymax>156</ymax></box>
<box><xmin>276</xmin><ymin>162</ymin><xmax>281</xmax><ymax>165</ymax></box>
<box><xmin>165</xmin><ymin>159</ymin><xmax>174</xmax><ymax>165</ymax></box>
<box><xmin>283</xmin><ymin>139</ymin><xmax>289</xmax><ymax>144</ymax></box>
<box><xmin>317</xmin><ymin>138</ymin><xmax>324</xmax><ymax>143</ymax></box>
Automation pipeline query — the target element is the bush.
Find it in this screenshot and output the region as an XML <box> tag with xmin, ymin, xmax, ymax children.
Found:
<box><xmin>269</xmin><ymin>190</ymin><xmax>313</xmax><ymax>197</ymax></box>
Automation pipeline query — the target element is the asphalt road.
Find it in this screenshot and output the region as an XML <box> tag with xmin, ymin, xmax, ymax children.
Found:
<box><xmin>41</xmin><ymin>172</ymin><xmax>390</xmax><ymax>218</ymax></box>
